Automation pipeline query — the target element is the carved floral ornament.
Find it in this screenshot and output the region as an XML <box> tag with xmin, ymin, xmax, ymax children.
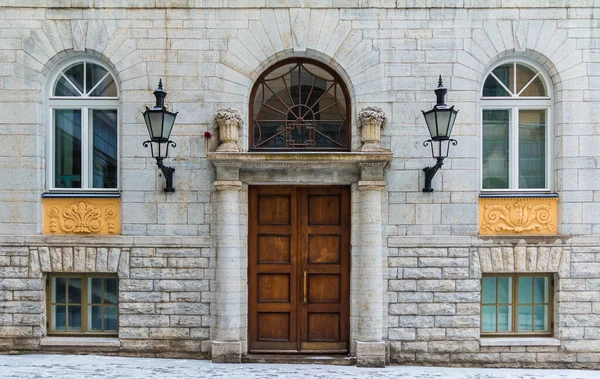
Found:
<box><xmin>43</xmin><ymin>198</ymin><xmax>120</xmax><ymax>235</ymax></box>
<box><xmin>479</xmin><ymin>197</ymin><xmax>558</xmax><ymax>236</ymax></box>
<box><xmin>357</xmin><ymin>106</ymin><xmax>387</xmax><ymax>152</ymax></box>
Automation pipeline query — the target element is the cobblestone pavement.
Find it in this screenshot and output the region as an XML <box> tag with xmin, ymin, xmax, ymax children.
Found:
<box><xmin>0</xmin><ymin>355</ymin><xmax>597</xmax><ymax>379</ymax></box>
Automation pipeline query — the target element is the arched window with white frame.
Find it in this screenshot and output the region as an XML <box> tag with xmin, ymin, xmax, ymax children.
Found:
<box><xmin>48</xmin><ymin>58</ymin><xmax>119</xmax><ymax>190</ymax></box>
<box><xmin>481</xmin><ymin>60</ymin><xmax>552</xmax><ymax>191</ymax></box>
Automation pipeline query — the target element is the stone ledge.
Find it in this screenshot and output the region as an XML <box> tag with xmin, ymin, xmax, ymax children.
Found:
<box><xmin>41</xmin><ymin>337</ymin><xmax>120</xmax><ymax>351</ymax></box>
<box><xmin>387</xmin><ymin>235</ymin><xmax>582</xmax><ymax>248</ymax></box>
<box><xmin>479</xmin><ymin>338</ymin><xmax>561</xmax><ymax>347</ymax></box>
<box><xmin>1</xmin><ymin>235</ymin><xmax>212</xmax><ymax>248</ymax></box>
<box><xmin>207</xmin><ymin>151</ymin><xmax>393</xmax><ymax>170</ymax></box>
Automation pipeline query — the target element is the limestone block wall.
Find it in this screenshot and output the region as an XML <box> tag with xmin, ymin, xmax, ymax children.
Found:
<box><xmin>387</xmin><ymin>237</ymin><xmax>600</xmax><ymax>368</ymax></box>
<box><xmin>0</xmin><ymin>238</ymin><xmax>212</xmax><ymax>357</ymax></box>
<box><xmin>0</xmin><ymin>3</ymin><xmax>598</xmax><ymax>237</ymax></box>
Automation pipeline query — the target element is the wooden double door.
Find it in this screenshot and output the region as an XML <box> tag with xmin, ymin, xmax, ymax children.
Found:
<box><xmin>249</xmin><ymin>186</ymin><xmax>350</xmax><ymax>353</ymax></box>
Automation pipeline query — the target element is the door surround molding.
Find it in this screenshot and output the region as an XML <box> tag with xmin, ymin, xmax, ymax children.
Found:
<box><xmin>208</xmin><ymin>151</ymin><xmax>392</xmax><ymax>367</ymax></box>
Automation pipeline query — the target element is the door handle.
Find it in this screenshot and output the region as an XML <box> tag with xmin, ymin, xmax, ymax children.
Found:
<box><xmin>303</xmin><ymin>270</ymin><xmax>308</xmax><ymax>304</ymax></box>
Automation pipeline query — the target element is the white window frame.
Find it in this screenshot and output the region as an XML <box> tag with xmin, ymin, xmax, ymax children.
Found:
<box><xmin>47</xmin><ymin>58</ymin><xmax>120</xmax><ymax>192</ymax></box>
<box><xmin>480</xmin><ymin>59</ymin><xmax>553</xmax><ymax>193</ymax></box>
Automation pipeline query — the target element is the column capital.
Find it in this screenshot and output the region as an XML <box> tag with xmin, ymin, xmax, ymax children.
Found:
<box><xmin>214</xmin><ymin>180</ymin><xmax>243</xmax><ymax>191</ymax></box>
<box><xmin>357</xmin><ymin>180</ymin><xmax>386</xmax><ymax>191</ymax></box>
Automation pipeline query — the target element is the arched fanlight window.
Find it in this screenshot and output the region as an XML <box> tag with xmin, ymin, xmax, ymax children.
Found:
<box><xmin>250</xmin><ymin>59</ymin><xmax>351</xmax><ymax>150</ymax></box>
<box><xmin>49</xmin><ymin>60</ymin><xmax>119</xmax><ymax>190</ymax></box>
<box><xmin>481</xmin><ymin>60</ymin><xmax>552</xmax><ymax>191</ymax></box>
<box><xmin>53</xmin><ymin>61</ymin><xmax>118</xmax><ymax>98</ymax></box>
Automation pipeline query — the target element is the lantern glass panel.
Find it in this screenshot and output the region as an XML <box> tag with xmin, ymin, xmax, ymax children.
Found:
<box><xmin>424</xmin><ymin>111</ymin><xmax>437</xmax><ymax>139</ymax></box>
<box><xmin>161</xmin><ymin>112</ymin><xmax>177</xmax><ymax>141</ymax></box>
<box><xmin>149</xmin><ymin>111</ymin><xmax>165</xmax><ymax>140</ymax></box>
<box><xmin>434</xmin><ymin>109</ymin><xmax>452</xmax><ymax>139</ymax></box>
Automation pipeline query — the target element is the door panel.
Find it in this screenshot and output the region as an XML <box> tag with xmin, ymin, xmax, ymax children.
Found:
<box><xmin>299</xmin><ymin>187</ymin><xmax>349</xmax><ymax>352</ymax></box>
<box><xmin>249</xmin><ymin>187</ymin><xmax>297</xmax><ymax>351</ymax></box>
<box><xmin>249</xmin><ymin>186</ymin><xmax>349</xmax><ymax>353</ymax></box>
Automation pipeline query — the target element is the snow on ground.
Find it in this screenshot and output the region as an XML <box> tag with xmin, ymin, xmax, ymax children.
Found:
<box><xmin>0</xmin><ymin>355</ymin><xmax>597</xmax><ymax>379</ymax></box>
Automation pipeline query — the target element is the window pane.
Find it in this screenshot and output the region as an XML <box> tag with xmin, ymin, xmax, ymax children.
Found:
<box><xmin>498</xmin><ymin>305</ymin><xmax>512</xmax><ymax>332</ymax></box>
<box><xmin>90</xmin><ymin>76</ymin><xmax>118</xmax><ymax>97</ymax></box>
<box><xmin>63</xmin><ymin>63</ymin><xmax>84</xmax><ymax>94</ymax></box>
<box><xmin>52</xmin><ymin>305</ymin><xmax>66</xmax><ymax>331</ymax></box>
<box><xmin>519</xmin><ymin>277</ymin><xmax>533</xmax><ymax>304</ymax></box>
<box><xmin>518</xmin><ymin>305</ymin><xmax>533</xmax><ymax>332</ymax></box>
<box><xmin>104</xmin><ymin>278</ymin><xmax>118</xmax><ymax>305</ymax></box>
<box><xmin>516</xmin><ymin>64</ymin><xmax>537</xmax><ymax>94</ymax></box>
<box><xmin>86</xmin><ymin>63</ymin><xmax>107</xmax><ymax>94</ymax></box>
<box><xmin>91</xmin><ymin>109</ymin><xmax>118</xmax><ymax>188</ymax></box>
<box><xmin>54</xmin><ymin>76</ymin><xmax>81</xmax><ymax>96</ymax></box>
<box><xmin>519</xmin><ymin>110</ymin><xmax>546</xmax><ymax>189</ymax></box>
<box><xmin>482</xmin><ymin>109</ymin><xmax>510</xmax><ymax>189</ymax></box>
<box><xmin>89</xmin><ymin>278</ymin><xmax>103</xmax><ymax>304</ymax></box>
<box><xmin>482</xmin><ymin>75</ymin><xmax>510</xmax><ymax>97</ymax></box>
<box><xmin>89</xmin><ymin>305</ymin><xmax>103</xmax><ymax>331</ymax></box>
<box><xmin>53</xmin><ymin>277</ymin><xmax>67</xmax><ymax>303</ymax></box>
<box><xmin>482</xmin><ymin>305</ymin><xmax>497</xmax><ymax>332</ymax></box>
<box><xmin>534</xmin><ymin>305</ymin><xmax>548</xmax><ymax>331</ymax></box>
<box><xmin>104</xmin><ymin>306</ymin><xmax>118</xmax><ymax>331</ymax></box>
<box><xmin>68</xmin><ymin>305</ymin><xmax>82</xmax><ymax>331</ymax></box>
<box><xmin>492</xmin><ymin>63</ymin><xmax>514</xmax><ymax>94</ymax></box>
<box><xmin>517</xmin><ymin>64</ymin><xmax>546</xmax><ymax>97</ymax></box>
<box><xmin>498</xmin><ymin>277</ymin><xmax>512</xmax><ymax>304</ymax></box>
<box><xmin>67</xmin><ymin>278</ymin><xmax>81</xmax><ymax>304</ymax></box>
<box><xmin>482</xmin><ymin>277</ymin><xmax>497</xmax><ymax>304</ymax></box>
<box><xmin>520</xmin><ymin>75</ymin><xmax>546</xmax><ymax>97</ymax></box>
<box><xmin>54</xmin><ymin>109</ymin><xmax>82</xmax><ymax>188</ymax></box>
<box><xmin>534</xmin><ymin>277</ymin><xmax>548</xmax><ymax>303</ymax></box>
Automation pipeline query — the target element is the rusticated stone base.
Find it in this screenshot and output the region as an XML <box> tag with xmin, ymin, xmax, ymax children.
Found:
<box><xmin>211</xmin><ymin>341</ymin><xmax>242</xmax><ymax>363</ymax></box>
<box><xmin>356</xmin><ymin>341</ymin><xmax>386</xmax><ymax>367</ymax></box>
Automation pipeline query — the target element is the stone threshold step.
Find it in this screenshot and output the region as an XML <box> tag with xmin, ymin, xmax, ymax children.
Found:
<box><xmin>242</xmin><ymin>354</ymin><xmax>356</xmax><ymax>366</ymax></box>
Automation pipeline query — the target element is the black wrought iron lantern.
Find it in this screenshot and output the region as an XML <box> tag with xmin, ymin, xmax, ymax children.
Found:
<box><xmin>142</xmin><ymin>80</ymin><xmax>178</xmax><ymax>192</ymax></box>
<box><xmin>421</xmin><ymin>76</ymin><xmax>458</xmax><ymax>192</ymax></box>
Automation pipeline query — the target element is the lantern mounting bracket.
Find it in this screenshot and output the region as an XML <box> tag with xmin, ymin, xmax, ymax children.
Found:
<box><xmin>143</xmin><ymin>140</ymin><xmax>177</xmax><ymax>192</ymax></box>
<box><xmin>422</xmin><ymin>157</ymin><xmax>444</xmax><ymax>193</ymax></box>
<box><xmin>156</xmin><ymin>156</ymin><xmax>175</xmax><ymax>193</ymax></box>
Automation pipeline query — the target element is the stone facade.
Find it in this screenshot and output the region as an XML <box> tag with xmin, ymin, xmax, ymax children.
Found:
<box><xmin>1</xmin><ymin>0</ymin><xmax>600</xmax><ymax>369</ymax></box>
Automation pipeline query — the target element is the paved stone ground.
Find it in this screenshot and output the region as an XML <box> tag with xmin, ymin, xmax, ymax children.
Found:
<box><xmin>0</xmin><ymin>355</ymin><xmax>598</xmax><ymax>379</ymax></box>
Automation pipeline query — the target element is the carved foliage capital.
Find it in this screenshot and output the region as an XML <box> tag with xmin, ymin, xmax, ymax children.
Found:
<box><xmin>214</xmin><ymin>180</ymin><xmax>243</xmax><ymax>192</ymax></box>
<box><xmin>357</xmin><ymin>106</ymin><xmax>387</xmax><ymax>129</ymax></box>
<box><xmin>357</xmin><ymin>180</ymin><xmax>387</xmax><ymax>192</ymax></box>
<box><xmin>214</xmin><ymin>107</ymin><xmax>243</xmax><ymax>152</ymax></box>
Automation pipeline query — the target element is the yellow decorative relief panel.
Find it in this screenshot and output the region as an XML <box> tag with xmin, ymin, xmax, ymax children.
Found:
<box><xmin>43</xmin><ymin>198</ymin><xmax>121</xmax><ymax>235</ymax></box>
<box><xmin>479</xmin><ymin>197</ymin><xmax>558</xmax><ymax>236</ymax></box>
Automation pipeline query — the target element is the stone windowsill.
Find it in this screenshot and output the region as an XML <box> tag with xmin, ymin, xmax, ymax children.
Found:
<box><xmin>479</xmin><ymin>337</ymin><xmax>560</xmax><ymax>347</ymax></box>
<box><xmin>41</xmin><ymin>337</ymin><xmax>120</xmax><ymax>351</ymax></box>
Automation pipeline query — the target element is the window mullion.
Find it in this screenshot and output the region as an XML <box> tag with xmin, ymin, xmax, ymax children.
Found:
<box><xmin>511</xmin><ymin>107</ymin><xmax>519</xmax><ymax>189</ymax></box>
<box><xmin>83</xmin><ymin>275</ymin><xmax>87</xmax><ymax>334</ymax></box>
<box><xmin>81</xmin><ymin>107</ymin><xmax>89</xmax><ymax>189</ymax></box>
<box><xmin>513</xmin><ymin>275</ymin><xmax>518</xmax><ymax>333</ymax></box>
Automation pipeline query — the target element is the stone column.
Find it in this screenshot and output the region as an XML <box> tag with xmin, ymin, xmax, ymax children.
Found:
<box><xmin>354</xmin><ymin>180</ymin><xmax>386</xmax><ymax>367</ymax></box>
<box><xmin>212</xmin><ymin>179</ymin><xmax>244</xmax><ymax>363</ymax></box>
<box><xmin>358</xmin><ymin>106</ymin><xmax>387</xmax><ymax>152</ymax></box>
